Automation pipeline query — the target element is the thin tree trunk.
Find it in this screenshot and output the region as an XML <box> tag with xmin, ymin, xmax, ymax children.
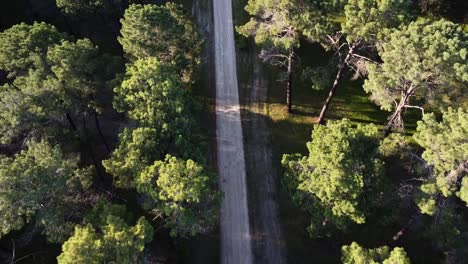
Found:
<box><xmin>81</xmin><ymin>110</ymin><xmax>104</xmax><ymax>181</ymax></box>
<box><xmin>391</xmin><ymin>211</ymin><xmax>422</xmax><ymax>242</ymax></box>
<box><xmin>286</xmin><ymin>49</ymin><xmax>294</xmax><ymax>113</ymax></box>
<box><xmin>67</xmin><ymin>110</ymin><xmax>104</xmax><ymax>181</ymax></box>
<box><xmin>93</xmin><ymin>110</ymin><xmax>111</xmax><ymax>154</ymax></box>
<box><xmin>8</xmin><ymin>240</ymin><xmax>14</xmax><ymax>264</ymax></box>
<box><xmin>317</xmin><ymin>43</ymin><xmax>356</xmax><ymax>124</ymax></box>
<box><xmin>65</xmin><ymin>113</ymin><xmax>77</xmax><ymax>131</ymax></box>
<box><xmin>89</xmin><ymin>94</ymin><xmax>110</xmax><ymax>154</ymax></box>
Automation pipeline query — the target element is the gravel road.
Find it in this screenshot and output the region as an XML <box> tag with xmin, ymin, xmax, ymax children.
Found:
<box><xmin>213</xmin><ymin>0</ymin><xmax>253</xmax><ymax>263</ymax></box>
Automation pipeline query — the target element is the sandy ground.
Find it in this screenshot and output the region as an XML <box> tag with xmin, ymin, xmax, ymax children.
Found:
<box><xmin>213</xmin><ymin>0</ymin><xmax>253</xmax><ymax>263</ymax></box>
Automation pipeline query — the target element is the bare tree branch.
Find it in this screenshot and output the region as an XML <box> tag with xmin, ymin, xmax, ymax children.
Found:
<box><xmin>403</xmin><ymin>105</ymin><xmax>425</xmax><ymax>116</ymax></box>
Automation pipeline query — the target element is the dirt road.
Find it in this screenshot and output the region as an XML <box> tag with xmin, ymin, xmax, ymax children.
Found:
<box><xmin>240</xmin><ymin>55</ymin><xmax>288</xmax><ymax>264</ymax></box>
<box><xmin>213</xmin><ymin>0</ymin><xmax>253</xmax><ymax>263</ymax></box>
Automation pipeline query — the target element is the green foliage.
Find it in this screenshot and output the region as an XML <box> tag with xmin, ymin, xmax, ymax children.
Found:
<box><xmin>47</xmin><ymin>39</ymin><xmax>110</xmax><ymax>111</ymax></box>
<box><xmin>0</xmin><ymin>23</ymin><xmax>120</xmax><ymax>143</ymax></box>
<box><xmin>103</xmin><ymin>127</ymin><xmax>163</xmax><ymax>188</ymax></box>
<box><xmin>0</xmin><ymin>140</ymin><xmax>92</xmax><ymax>242</ymax></box>
<box><xmin>425</xmin><ymin>202</ymin><xmax>468</xmax><ymax>262</ymax></box>
<box><xmin>0</xmin><ymin>22</ymin><xmax>67</xmax><ymax>77</ymax></box>
<box><xmin>57</xmin><ymin>225</ymin><xmax>103</xmax><ymax>264</ymax></box>
<box><xmin>136</xmin><ymin>155</ymin><xmax>219</xmax><ymax>236</ymax></box>
<box><xmin>459</xmin><ymin>177</ymin><xmax>468</xmax><ymax>206</ymax></box>
<box><xmin>417</xmin><ymin>0</ymin><xmax>455</xmax><ymax>18</ymax></box>
<box><xmin>104</xmin><ymin>2</ymin><xmax>219</xmax><ymax>236</ymax></box>
<box><xmin>282</xmin><ymin>119</ymin><xmax>384</xmax><ymax>233</ymax></box>
<box><xmin>119</xmin><ymin>3</ymin><xmax>202</xmax><ymax>84</ymax></box>
<box><xmin>413</xmin><ymin>108</ymin><xmax>468</xmax><ymax>214</ymax></box>
<box><xmin>57</xmin><ymin>201</ymin><xmax>154</xmax><ymax>264</ymax></box>
<box><xmin>83</xmin><ymin>200</ymin><xmax>133</xmax><ymax>227</ymax></box>
<box><xmin>379</xmin><ymin>133</ymin><xmax>410</xmax><ymax>158</ymax></box>
<box><xmin>105</xmin><ymin>58</ymin><xmax>202</xmax><ymax>188</ymax></box>
<box><xmin>114</xmin><ymin>58</ymin><xmax>195</xmax><ymax>130</ymax></box>
<box><xmin>364</xmin><ymin>19</ymin><xmax>467</xmax><ymax>113</ymax></box>
<box><xmin>56</xmin><ymin>0</ymin><xmax>104</xmax><ymax>15</ymax></box>
<box><xmin>341</xmin><ymin>0</ymin><xmax>411</xmax><ymax>43</ymax></box>
<box><xmin>236</xmin><ymin>0</ymin><xmax>310</xmax><ymax>50</ymax></box>
<box><xmin>299</xmin><ymin>0</ymin><xmax>411</xmax><ymax>48</ymax></box>
<box><xmin>301</xmin><ymin>66</ymin><xmax>334</xmax><ymax>91</ymax></box>
<box><xmin>416</xmin><ymin>183</ymin><xmax>438</xmax><ymax>215</ymax></box>
<box><xmin>341</xmin><ymin>242</ymin><xmax>411</xmax><ymax>264</ymax></box>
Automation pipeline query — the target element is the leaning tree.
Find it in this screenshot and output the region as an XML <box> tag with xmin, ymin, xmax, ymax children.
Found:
<box><xmin>363</xmin><ymin>19</ymin><xmax>467</xmax><ymax>136</ymax></box>
<box><xmin>306</xmin><ymin>0</ymin><xmax>412</xmax><ymax>124</ymax></box>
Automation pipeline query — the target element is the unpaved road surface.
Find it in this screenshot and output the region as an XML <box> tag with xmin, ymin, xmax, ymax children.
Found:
<box><xmin>240</xmin><ymin>56</ymin><xmax>288</xmax><ymax>264</ymax></box>
<box><xmin>213</xmin><ymin>0</ymin><xmax>253</xmax><ymax>263</ymax></box>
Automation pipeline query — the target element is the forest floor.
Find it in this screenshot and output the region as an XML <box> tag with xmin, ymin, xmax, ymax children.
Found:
<box><xmin>266</xmin><ymin>41</ymin><xmax>422</xmax><ymax>156</ymax></box>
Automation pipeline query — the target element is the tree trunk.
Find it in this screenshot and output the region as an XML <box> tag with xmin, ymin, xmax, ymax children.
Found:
<box><xmin>391</xmin><ymin>211</ymin><xmax>422</xmax><ymax>243</ymax></box>
<box><xmin>88</xmin><ymin>95</ymin><xmax>110</xmax><ymax>154</ymax></box>
<box><xmin>383</xmin><ymin>92</ymin><xmax>411</xmax><ymax>137</ymax></box>
<box><xmin>317</xmin><ymin>44</ymin><xmax>356</xmax><ymax>124</ymax></box>
<box><xmin>286</xmin><ymin>49</ymin><xmax>294</xmax><ymax>113</ymax></box>
<box><xmin>81</xmin><ymin>110</ymin><xmax>104</xmax><ymax>181</ymax></box>
<box><xmin>93</xmin><ymin>110</ymin><xmax>111</xmax><ymax>154</ymax></box>
<box><xmin>65</xmin><ymin>113</ymin><xmax>77</xmax><ymax>131</ymax></box>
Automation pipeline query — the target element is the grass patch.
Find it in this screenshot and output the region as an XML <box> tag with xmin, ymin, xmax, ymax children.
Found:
<box><xmin>266</xmin><ymin>58</ymin><xmax>421</xmax><ymax>156</ymax></box>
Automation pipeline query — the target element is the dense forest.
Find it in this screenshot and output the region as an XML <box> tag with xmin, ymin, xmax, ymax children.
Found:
<box><xmin>0</xmin><ymin>0</ymin><xmax>466</xmax><ymax>263</ymax></box>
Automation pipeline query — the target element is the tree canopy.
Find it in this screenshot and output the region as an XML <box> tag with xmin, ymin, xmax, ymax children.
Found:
<box><xmin>119</xmin><ymin>3</ymin><xmax>202</xmax><ymax>84</ymax></box>
<box><xmin>0</xmin><ymin>22</ymin><xmax>67</xmax><ymax>77</ymax></box>
<box><xmin>340</xmin><ymin>0</ymin><xmax>410</xmax><ymax>44</ymax></box>
<box><xmin>2</xmin><ymin>0</ymin><xmax>467</xmax><ymax>262</ymax></box>
<box><xmin>414</xmin><ymin>108</ymin><xmax>468</xmax><ymax>214</ymax></box>
<box><xmin>282</xmin><ymin>119</ymin><xmax>384</xmax><ymax>234</ymax></box>
<box><xmin>56</xmin><ymin>0</ymin><xmax>104</xmax><ymax>15</ymax></box>
<box><xmin>104</xmin><ymin>58</ymin><xmax>201</xmax><ymax>188</ymax></box>
<box><xmin>136</xmin><ymin>155</ymin><xmax>219</xmax><ymax>236</ymax></box>
<box><xmin>364</xmin><ymin>19</ymin><xmax>468</xmax><ymax>133</ymax></box>
<box><xmin>341</xmin><ymin>242</ymin><xmax>411</xmax><ymax>264</ymax></box>
<box><xmin>0</xmin><ymin>140</ymin><xmax>92</xmax><ymax>242</ymax></box>
<box><xmin>113</xmin><ymin>58</ymin><xmax>195</xmax><ymax>130</ymax></box>
<box><xmin>237</xmin><ymin>0</ymin><xmax>311</xmax><ymax>50</ymax></box>
<box><xmin>104</xmin><ymin>3</ymin><xmax>217</xmax><ymax>237</ymax></box>
<box><xmin>424</xmin><ymin>202</ymin><xmax>468</xmax><ymax>262</ymax></box>
<box><xmin>0</xmin><ymin>23</ymin><xmax>120</xmax><ymax>143</ymax></box>
<box><xmin>57</xmin><ymin>201</ymin><xmax>154</xmax><ymax>264</ymax></box>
